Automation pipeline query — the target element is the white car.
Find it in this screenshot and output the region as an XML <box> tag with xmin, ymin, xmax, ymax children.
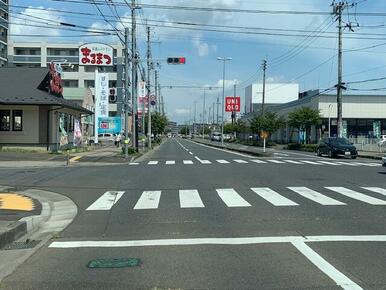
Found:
<box><xmin>89</xmin><ymin>133</ymin><xmax>115</xmax><ymax>144</ymax></box>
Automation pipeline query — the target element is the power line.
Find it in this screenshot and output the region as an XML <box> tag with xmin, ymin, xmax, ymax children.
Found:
<box><xmin>347</xmin><ymin>76</ymin><xmax>386</xmax><ymax>84</ymax></box>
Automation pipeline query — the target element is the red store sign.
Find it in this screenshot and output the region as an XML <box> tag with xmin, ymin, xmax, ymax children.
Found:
<box><xmin>79</xmin><ymin>43</ymin><xmax>113</xmax><ymax>66</ymax></box>
<box><xmin>225</xmin><ymin>96</ymin><xmax>241</xmax><ymax>112</ymax></box>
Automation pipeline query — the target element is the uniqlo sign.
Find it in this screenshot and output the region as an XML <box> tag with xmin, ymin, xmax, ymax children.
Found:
<box><xmin>79</xmin><ymin>43</ymin><xmax>113</xmax><ymax>66</ymax></box>
<box><xmin>225</xmin><ymin>96</ymin><xmax>241</xmax><ymax>112</ymax></box>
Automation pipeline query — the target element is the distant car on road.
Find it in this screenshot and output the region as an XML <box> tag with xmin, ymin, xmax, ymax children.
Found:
<box><xmin>211</xmin><ymin>132</ymin><xmax>221</xmax><ymax>142</ymax></box>
<box><xmin>316</xmin><ymin>137</ymin><xmax>358</xmax><ymax>159</ymax></box>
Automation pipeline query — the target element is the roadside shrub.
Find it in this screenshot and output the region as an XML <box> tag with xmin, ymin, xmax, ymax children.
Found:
<box><xmin>121</xmin><ymin>147</ymin><xmax>136</xmax><ymax>155</ymax></box>
<box><xmin>287</xmin><ymin>143</ymin><xmax>317</xmax><ymax>152</ymax></box>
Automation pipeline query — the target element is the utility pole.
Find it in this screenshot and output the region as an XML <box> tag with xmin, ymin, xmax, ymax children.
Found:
<box><xmin>232</xmin><ymin>82</ymin><xmax>237</xmax><ymax>125</ymax></box>
<box><xmin>131</xmin><ymin>0</ymin><xmax>138</xmax><ymax>150</ymax></box>
<box><xmin>202</xmin><ymin>88</ymin><xmax>206</xmax><ymax>139</ymax></box>
<box><xmin>124</xmin><ymin>27</ymin><xmax>130</xmax><ymax>158</ymax></box>
<box><xmin>193</xmin><ymin>101</ymin><xmax>197</xmax><ymax>135</ymax></box>
<box><xmin>159</xmin><ymin>84</ymin><xmax>164</xmax><ymax>115</ymax></box>
<box><xmin>261</xmin><ymin>59</ymin><xmax>267</xmax><ymax>116</ymax></box>
<box><xmin>212</xmin><ymin>101</ymin><xmax>215</xmax><ymax>124</ymax></box>
<box><xmin>216</xmin><ymin>96</ymin><xmax>220</xmax><ymax>125</ymax></box>
<box><xmin>333</xmin><ymin>1</ymin><xmax>351</xmax><ymax>138</ymax></box>
<box><xmin>154</xmin><ymin>70</ymin><xmax>158</xmax><ymax>113</ymax></box>
<box><xmin>146</xmin><ymin>26</ymin><xmax>152</xmax><ymax>149</ymax></box>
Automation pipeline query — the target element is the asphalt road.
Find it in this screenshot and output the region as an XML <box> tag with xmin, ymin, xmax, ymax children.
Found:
<box><xmin>0</xmin><ymin>138</ymin><xmax>385</xmax><ymax>289</ymax></box>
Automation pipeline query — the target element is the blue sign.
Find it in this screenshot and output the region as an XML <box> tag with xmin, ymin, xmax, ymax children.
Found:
<box><xmin>98</xmin><ymin>117</ymin><xmax>121</xmax><ymax>134</ymax></box>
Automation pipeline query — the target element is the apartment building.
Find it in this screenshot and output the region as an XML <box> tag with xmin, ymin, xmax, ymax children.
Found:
<box><xmin>0</xmin><ymin>0</ymin><xmax>8</xmax><ymax>67</ymax></box>
<box><xmin>7</xmin><ymin>40</ymin><xmax>124</xmax><ymax>116</ymax></box>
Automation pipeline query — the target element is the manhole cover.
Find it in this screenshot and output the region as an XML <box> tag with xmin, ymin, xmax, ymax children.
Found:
<box><xmin>3</xmin><ymin>240</ymin><xmax>41</xmax><ymax>250</ymax></box>
<box><xmin>87</xmin><ymin>258</ymin><xmax>141</xmax><ymax>268</ymax></box>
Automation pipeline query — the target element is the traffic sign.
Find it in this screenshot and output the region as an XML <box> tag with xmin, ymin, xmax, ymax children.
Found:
<box><xmin>260</xmin><ymin>131</ymin><xmax>268</xmax><ymax>139</ymax></box>
<box><xmin>167</xmin><ymin>57</ymin><xmax>186</xmax><ymax>65</ymax></box>
<box><xmin>225</xmin><ymin>96</ymin><xmax>241</xmax><ymax>112</ymax></box>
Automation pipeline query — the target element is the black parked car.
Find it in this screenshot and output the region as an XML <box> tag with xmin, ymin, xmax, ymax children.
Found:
<box><xmin>316</xmin><ymin>137</ymin><xmax>358</xmax><ymax>159</ymax></box>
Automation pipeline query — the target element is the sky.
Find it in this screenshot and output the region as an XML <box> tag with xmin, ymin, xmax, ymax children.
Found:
<box><xmin>9</xmin><ymin>0</ymin><xmax>386</xmax><ymax>124</ymax></box>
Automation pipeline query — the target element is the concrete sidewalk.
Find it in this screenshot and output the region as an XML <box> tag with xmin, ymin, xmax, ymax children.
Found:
<box><xmin>192</xmin><ymin>138</ymin><xmax>384</xmax><ymax>160</ymax></box>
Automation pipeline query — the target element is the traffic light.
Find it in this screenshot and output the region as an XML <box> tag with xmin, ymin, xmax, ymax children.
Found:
<box><xmin>109</xmin><ymin>87</ymin><xmax>117</xmax><ymax>103</ymax></box>
<box><xmin>167</xmin><ymin>57</ymin><xmax>186</xmax><ymax>65</ymax></box>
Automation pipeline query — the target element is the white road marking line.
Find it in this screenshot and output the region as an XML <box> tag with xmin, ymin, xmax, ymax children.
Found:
<box><xmin>166</xmin><ymin>161</ymin><xmax>175</xmax><ymax>165</ymax></box>
<box><xmin>352</xmin><ymin>162</ymin><xmax>380</xmax><ymax>167</ymax></box>
<box><xmin>148</xmin><ymin>161</ymin><xmax>158</xmax><ymax>165</ymax></box>
<box><xmin>334</xmin><ymin>161</ymin><xmax>359</xmax><ymax>166</ymax></box>
<box><xmin>133</xmin><ymin>191</ymin><xmax>162</xmax><ymax>209</ymax></box>
<box><xmin>183</xmin><ymin>160</ymin><xmax>194</xmax><ymax>164</ymax></box>
<box><xmin>216</xmin><ymin>188</ymin><xmax>251</xmax><ymax>207</ymax></box>
<box><xmin>186</xmin><ymin>139</ymin><xmax>258</xmax><ymax>158</ymax></box>
<box><xmin>49</xmin><ymin>235</ymin><xmax>386</xmax><ymax>248</ymax></box>
<box><xmin>288</xmin><ymin>187</ymin><xmax>346</xmax><ymax>206</ymax></box>
<box><xmin>317</xmin><ymin>161</ymin><xmax>341</xmax><ymax>166</ymax></box>
<box><xmin>283</xmin><ymin>160</ymin><xmax>303</xmax><ymax>164</ymax></box>
<box><xmin>274</xmin><ymin>153</ymin><xmax>289</xmax><ymax>157</ymax></box>
<box><xmin>267</xmin><ymin>159</ymin><xmax>286</xmax><ymax>164</ymax></box>
<box><xmin>251</xmin><ymin>187</ymin><xmax>298</xmax><ymax>206</ymax></box>
<box><xmin>361</xmin><ymin>187</ymin><xmax>386</xmax><ymax>196</ymax></box>
<box><xmin>179</xmin><ymin>190</ymin><xmax>205</xmax><ymax>208</ymax></box>
<box><xmin>194</xmin><ymin>156</ymin><xmax>211</xmax><ymax>164</ymax></box>
<box><xmin>86</xmin><ymin>191</ymin><xmax>125</xmax><ymax>211</ymax></box>
<box><xmin>292</xmin><ymin>241</ymin><xmax>363</xmax><ymax>290</ymax></box>
<box><xmin>301</xmin><ymin>160</ymin><xmax>323</xmax><ymax>165</ymax></box>
<box><xmin>234</xmin><ymin>159</ymin><xmax>248</xmax><ymax>164</ymax></box>
<box><xmin>326</xmin><ymin>187</ymin><xmax>386</xmax><ymax>205</ymax></box>
<box><xmin>189</xmin><ymin>152</ymin><xmax>194</xmax><ymax>155</ymax></box>
<box><xmin>250</xmin><ymin>159</ymin><xmax>267</xmax><ymax>164</ymax></box>
<box><xmin>216</xmin><ymin>159</ymin><xmax>230</xmax><ymax>164</ymax></box>
<box><xmin>129</xmin><ymin>162</ymin><xmax>139</xmax><ymax>165</ymax></box>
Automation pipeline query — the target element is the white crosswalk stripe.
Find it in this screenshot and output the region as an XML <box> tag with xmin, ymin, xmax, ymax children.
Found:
<box><xmin>194</xmin><ymin>156</ymin><xmax>211</xmax><ymax>164</ymax></box>
<box><xmin>268</xmin><ymin>160</ymin><xmax>286</xmax><ymax>164</ymax></box>
<box><xmin>216</xmin><ymin>159</ymin><xmax>230</xmax><ymax>164</ymax></box>
<box><xmin>183</xmin><ymin>160</ymin><xmax>194</xmax><ymax>164</ymax></box>
<box><xmin>334</xmin><ymin>161</ymin><xmax>359</xmax><ymax>166</ymax></box>
<box><xmin>179</xmin><ymin>190</ymin><xmax>205</xmax><ymax>208</ymax></box>
<box><xmin>148</xmin><ymin>161</ymin><xmax>158</xmax><ymax>165</ymax></box>
<box><xmin>288</xmin><ymin>187</ymin><xmax>346</xmax><ymax>205</ymax></box>
<box><xmin>361</xmin><ymin>187</ymin><xmax>386</xmax><ymax>196</ymax></box>
<box><xmin>250</xmin><ymin>159</ymin><xmax>267</xmax><ymax>164</ymax></box>
<box><xmin>166</xmin><ymin>161</ymin><xmax>175</xmax><ymax>165</ymax></box>
<box><xmin>251</xmin><ymin>187</ymin><xmax>298</xmax><ymax>206</ymax></box>
<box><xmin>234</xmin><ymin>159</ymin><xmax>248</xmax><ymax>164</ymax></box>
<box><xmin>317</xmin><ymin>161</ymin><xmax>340</xmax><ymax>166</ymax></box>
<box><xmin>283</xmin><ymin>160</ymin><xmax>303</xmax><ymax>164</ymax></box>
<box><xmin>86</xmin><ymin>191</ymin><xmax>125</xmax><ymax>211</ymax></box>
<box><xmin>301</xmin><ymin>160</ymin><xmax>323</xmax><ymax>165</ymax></box>
<box><xmin>326</xmin><ymin>187</ymin><xmax>386</xmax><ymax>205</ymax></box>
<box><xmin>134</xmin><ymin>191</ymin><xmax>162</xmax><ymax>209</ymax></box>
<box><xmin>216</xmin><ymin>188</ymin><xmax>252</xmax><ymax>207</ymax></box>
<box><xmin>129</xmin><ymin>163</ymin><xmax>139</xmax><ymax>166</ymax></box>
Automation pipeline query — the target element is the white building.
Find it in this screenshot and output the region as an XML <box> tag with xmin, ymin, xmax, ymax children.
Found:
<box><xmin>0</xmin><ymin>0</ymin><xmax>9</xmax><ymax>67</ymax></box>
<box><xmin>245</xmin><ymin>83</ymin><xmax>299</xmax><ymax>113</ymax></box>
<box><xmin>7</xmin><ymin>40</ymin><xmax>124</xmax><ymax>116</ymax></box>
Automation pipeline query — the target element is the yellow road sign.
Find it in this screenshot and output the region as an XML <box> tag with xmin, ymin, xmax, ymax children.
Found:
<box><xmin>0</xmin><ymin>193</ymin><xmax>35</xmax><ymax>211</ymax></box>
<box><xmin>260</xmin><ymin>131</ymin><xmax>268</xmax><ymax>139</ymax></box>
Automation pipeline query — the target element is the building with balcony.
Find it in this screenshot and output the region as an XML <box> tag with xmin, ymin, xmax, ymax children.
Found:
<box><xmin>7</xmin><ymin>41</ymin><xmax>124</xmax><ymax>116</ymax></box>
<box><xmin>0</xmin><ymin>0</ymin><xmax>9</xmax><ymax>67</ymax></box>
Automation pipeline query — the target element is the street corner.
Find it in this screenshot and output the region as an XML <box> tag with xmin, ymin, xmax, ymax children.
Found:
<box><xmin>0</xmin><ymin>192</ymin><xmax>41</xmax><ymax>216</ymax></box>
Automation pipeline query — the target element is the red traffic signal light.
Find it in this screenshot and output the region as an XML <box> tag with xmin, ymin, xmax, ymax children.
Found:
<box><xmin>167</xmin><ymin>57</ymin><xmax>186</xmax><ymax>65</ymax></box>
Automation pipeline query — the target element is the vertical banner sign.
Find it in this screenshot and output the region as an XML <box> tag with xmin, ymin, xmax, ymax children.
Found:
<box><xmin>225</xmin><ymin>97</ymin><xmax>241</xmax><ymax>112</ymax></box>
<box><xmin>74</xmin><ymin>119</ymin><xmax>82</xmax><ymax>146</ymax></box>
<box><xmin>94</xmin><ymin>71</ymin><xmax>109</xmax><ymax>143</ymax></box>
<box><xmin>59</xmin><ymin>114</ymin><xmax>68</xmax><ymax>147</ymax></box>
<box><xmin>373</xmin><ymin>121</ymin><xmax>381</xmax><ymax>138</ymax></box>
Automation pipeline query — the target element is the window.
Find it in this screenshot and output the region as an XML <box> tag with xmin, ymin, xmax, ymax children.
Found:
<box><xmin>12</xmin><ymin>110</ymin><xmax>23</xmax><ymax>131</ymax></box>
<box><xmin>0</xmin><ymin>110</ymin><xmax>10</xmax><ymax>131</ymax></box>
<box><xmin>62</xmin><ymin>80</ymin><xmax>79</xmax><ymax>88</ymax></box>
<box><xmin>84</xmin><ymin>80</ymin><xmax>95</xmax><ymax>88</ymax></box>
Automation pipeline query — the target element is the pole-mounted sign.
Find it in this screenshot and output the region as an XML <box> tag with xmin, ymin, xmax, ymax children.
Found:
<box><xmin>79</xmin><ymin>43</ymin><xmax>113</xmax><ymax>66</ymax></box>
<box><xmin>225</xmin><ymin>96</ymin><xmax>241</xmax><ymax>112</ymax></box>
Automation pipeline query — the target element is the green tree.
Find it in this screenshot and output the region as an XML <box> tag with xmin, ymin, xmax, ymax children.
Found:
<box><xmin>287</xmin><ymin>107</ymin><xmax>322</xmax><ymax>144</ymax></box>
<box><xmin>223</xmin><ymin>123</ymin><xmax>235</xmax><ymax>134</ymax></box>
<box><xmin>151</xmin><ymin>112</ymin><xmax>168</xmax><ymax>136</ymax></box>
<box><xmin>250</xmin><ymin>112</ymin><xmax>285</xmax><ymax>137</ymax></box>
<box><xmin>179</xmin><ymin>126</ymin><xmax>190</xmax><ymax>135</ymax></box>
<box><xmin>235</xmin><ymin>119</ymin><xmax>248</xmax><ymax>134</ymax></box>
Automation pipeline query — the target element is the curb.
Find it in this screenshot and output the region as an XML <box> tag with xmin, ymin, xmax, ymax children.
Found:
<box><xmin>0</xmin><ymin>187</ymin><xmax>77</xmax><ymax>249</ymax></box>
<box><xmin>191</xmin><ymin>139</ymin><xmax>274</xmax><ymax>157</ymax></box>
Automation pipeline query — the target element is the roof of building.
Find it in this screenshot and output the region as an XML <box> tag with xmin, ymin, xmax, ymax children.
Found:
<box><xmin>0</xmin><ymin>67</ymin><xmax>93</xmax><ymax>114</ymax></box>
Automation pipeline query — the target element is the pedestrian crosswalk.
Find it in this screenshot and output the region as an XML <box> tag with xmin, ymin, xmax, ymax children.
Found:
<box><xmin>130</xmin><ymin>159</ymin><xmax>381</xmax><ymax>167</ymax></box>
<box><xmin>85</xmin><ymin>186</ymin><xmax>386</xmax><ymax>211</ymax></box>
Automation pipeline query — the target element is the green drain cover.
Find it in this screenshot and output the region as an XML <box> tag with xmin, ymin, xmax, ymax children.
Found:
<box><xmin>87</xmin><ymin>258</ymin><xmax>141</xmax><ymax>268</ymax></box>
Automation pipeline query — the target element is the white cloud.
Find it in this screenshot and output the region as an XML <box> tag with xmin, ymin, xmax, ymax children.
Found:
<box><xmin>216</xmin><ymin>79</ymin><xmax>238</xmax><ymax>88</ymax></box>
<box><xmin>193</xmin><ymin>38</ymin><xmax>210</xmax><ymax>56</ymax></box>
<box><xmin>10</xmin><ymin>6</ymin><xmax>64</xmax><ymax>38</ymax></box>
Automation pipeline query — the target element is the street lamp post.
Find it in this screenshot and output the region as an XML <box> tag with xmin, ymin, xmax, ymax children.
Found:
<box><xmin>328</xmin><ymin>104</ymin><xmax>333</xmax><ymax>138</ymax></box>
<box><xmin>217</xmin><ymin>57</ymin><xmax>232</xmax><ymax>146</ymax></box>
